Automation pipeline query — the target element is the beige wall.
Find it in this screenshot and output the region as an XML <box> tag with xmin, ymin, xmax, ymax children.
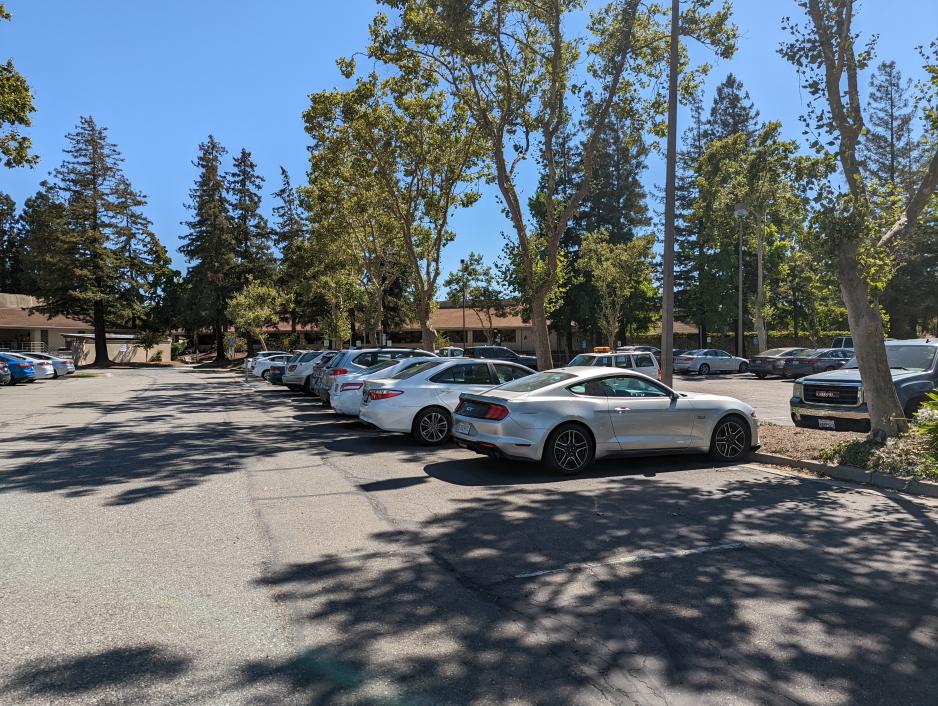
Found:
<box><xmin>71</xmin><ymin>339</ymin><xmax>172</xmax><ymax>366</ymax></box>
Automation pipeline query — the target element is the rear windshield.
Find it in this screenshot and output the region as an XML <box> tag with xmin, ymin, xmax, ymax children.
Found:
<box><xmin>391</xmin><ymin>360</ymin><xmax>445</xmax><ymax>380</ymax></box>
<box><xmin>844</xmin><ymin>345</ymin><xmax>937</xmax><ymax>372</ymax></box>
<box><xmin>569</xmin><ymin>354</ymin><xmax>596</xmax><ymax>366</ymax></box>
<box><xmin>362</xmin><ymin>359</ymin><xmax>399</xmax><ymax>375</ymax></box>
<box><xmin>795</xmin><ymin>349</ymin><xmax>820</xmax><ymax>358</ymax></box>
<box><xmin>761</xmin><ymin>348</ymin><xmax>789</xmax><ymax>357</ymax></box>
<box><xmin>497</xmin><ymin>371</ymin><xmax>575</xmax><ymax>392</ymax></box>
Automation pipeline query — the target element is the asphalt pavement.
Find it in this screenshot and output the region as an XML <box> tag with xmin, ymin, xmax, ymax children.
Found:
<box><xmin>2</xmin><ymin>367</ymin><xmax>937</xmax><ymax>705</ymax></box>
<box><xmin>674</xmin><ymin>372</ymin><xmax>796</xmax><ymax>425</ymax></box>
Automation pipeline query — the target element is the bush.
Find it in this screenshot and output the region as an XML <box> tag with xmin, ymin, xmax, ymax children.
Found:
<box><xmin>915</xmin><ymin>392</ymin><xmax>938</xmax><ymax>452</ymax></box>
<box><xmin>820</xmin><ymin>439</ymin><xmax>878</xmax><ymax>469</ymax></box>
<box><xmin>820</xmin><ymin>419</ymin><xmax>938</xmax><ymax>481</ymax></box>
<box><xmin>150</xmin><ymin>350</ymin><xmax>163</xmax><ymax>362</ymax></box>
<box><xmin>170</xmin><ymin>342</ymin><xmax>184</xmax><ymax>360</ymax></box>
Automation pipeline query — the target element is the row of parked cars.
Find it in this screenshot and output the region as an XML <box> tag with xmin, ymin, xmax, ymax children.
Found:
<box><xmin>0</xmin><ymin>351</ymin><xmax>75</xmax><ymax>386</ymax></box>
<box><xmin>240</xmin><ymin>345</ymin><xmax>761</xmax><ymax>475</ymax></box>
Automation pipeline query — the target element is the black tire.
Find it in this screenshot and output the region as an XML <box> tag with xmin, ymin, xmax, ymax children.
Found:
<box><xmin>286</xmin><ymin>384</ymin><xmax>301</xmax><ymax>392</ymax></box>
<box><xmin>738</xmin><ymin>362</ymin><xmax>749</xmax><ymax>374</ymax></box>
<box><xmin>261</xmin><ymin>370</ymin><xmax>271</xmax><ymax>381</ymax></box>
<box><xmin>302</xmin><ymin>376</ymin><xmax>314</xmax><ymax>395</ymax></box>
<box><xmin>905</xmin><ymin>395</ymin><xmax>927</xmax><ymax>420</ymax></box>
<box><xmin>755</xmin><ymin>372</ymin><xmax>767</xmax><ymax>379</ymax></box>
<box><xmin>412</xmin><ymin>407</ymin><xmax>451</xmax><ymax>446</ymax></box>
<box><xmin>543</xmin><ymin>422</ymin><xmax>595</xmax><ymax>475</ymax></box>
<box><xmin>6</xmin><ymin>376</ymin><xmax>15</xmax><ymax>386</ymax></box>
<box><xmin>709</xmin><ymin>415</ymin><xmax>752</xmax><ymax>462</ymax></box>
<box><xmin>698</xmin><ymin>363</ymin><xmax>711</xmax><ymax>375</ymax></box>
<box><xmin>53</xmin><ymin>370</ymin><xmax>59</xmax><ymax>379</ymax></box>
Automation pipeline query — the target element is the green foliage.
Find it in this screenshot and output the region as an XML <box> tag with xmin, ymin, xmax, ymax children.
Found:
<box><xmin>170</xmin><ymin>342</ymin><xmax>185</xmax><ymax>360</ymax></box>
<box><xmin>149</xmin><ymin>350</ymin><xmax>163</xmax><ymax>363</ymax></box>
<box><xmin>227</xmin><ymin>149</ymin><xmax>275</xmax><ymax>287</ymax></box>
<box><xmin>0</xmin><ymin>191</ymin><xmax>24</xmax><ymax>291</ymax></box>
<box><xmin>226</xmin><ymin>281</ymin><xmax>283</xmax><ymax>350</ymax></box>
<box><xmin>442</xmin><ymin>252</ymin><xmax>510</xmax><ymax>344</ymax></box>
<box><xmin>0</xmin><ymin>3</ymin><xmax>37</xmax><ymax>168</ymax></box>
<box><xmin>916</xmin><ymin>392</ymin><xmax>938</xmax><ymax>452</ymax></box>
<box><xmin>136</xmin><ymin>329</ymin><xmax>164</xmax><ymax>353</ymax></box>
<box><xmin>819</xmin><ymin>439</ymin><xmax>879</xmax><ymax>469</ymax></box>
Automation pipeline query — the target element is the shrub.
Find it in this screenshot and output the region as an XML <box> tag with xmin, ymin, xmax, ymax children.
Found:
<box><xmin>170</xmin><ymin>342</ymin><xmax>184</xmax><ymax>360</ymax></box>
<box><xmin>150</xmin><ymin>350</ymin><xmax>163</xmax><ymax>362</ymax></box>
<box><xmin>820</xmin><ymin>439</ymin><xmax>878</xmax><ymax>469</ymax></box>
<box><xmin>873</xmin><ymin>434</ymin><xmax>938</xmax><ymax>479</ymax></box>
<box><xmin>915</xmin><ymin>392</ymin><xmax>938</xmax><ymax>452</ymax></box>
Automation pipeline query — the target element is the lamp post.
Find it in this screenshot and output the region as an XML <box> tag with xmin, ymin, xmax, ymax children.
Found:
<box><xmin>460</xmin><ymin>258</ymin><xmax>468</xmax><ymax>348</ymax></box>
<box><xmin>734</xmin><ymin>203</ymin><xmax>748</xmax><ymax>358</ymax></box>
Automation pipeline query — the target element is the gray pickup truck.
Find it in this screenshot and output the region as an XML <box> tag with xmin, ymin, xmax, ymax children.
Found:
<box><xmin>789</xmin><ymin>339</ymin><xmax>938</xmax><ymax>432</ymax></box>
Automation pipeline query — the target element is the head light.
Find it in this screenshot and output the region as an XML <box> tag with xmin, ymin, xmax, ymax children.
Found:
<box><xmin>793</xmin><ymin>382</ymin><xmax>804</xmax><ymax>399</ymax></box>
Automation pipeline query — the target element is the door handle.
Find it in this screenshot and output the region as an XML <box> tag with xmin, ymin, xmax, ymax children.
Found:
<box><xmin>613</xmin><ymin>407</ymin><xmax>631</xmax><ymax>413</ymax></box>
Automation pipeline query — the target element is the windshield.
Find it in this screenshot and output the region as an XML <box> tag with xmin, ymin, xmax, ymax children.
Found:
<box><xmin>391</xmin><ymin>360</ymin><xmax>445</xmax><ymax>380</ymax></box>
<box><xmin>844</xmin><ymin>345</ymin><xmax>938</xmax><ymax>371</ymax></box>
<box><xmin>497</xmin><ymin>371</ymin><xmax>575</xmax><ymax>392</ymax></box>
<box><xmin>568</xmin><ymin>354</ymin><xmax>595</xmax><ymax>366</ymax></box>
<box><xmin>362</xmin><ymin>359</ymin><xmax>400</xmax><ymax>375</ymax></box>
<box><xmin>795</xmin><ymin>349</ymin><xmax>820</xmax><ymax>358</ymax></box>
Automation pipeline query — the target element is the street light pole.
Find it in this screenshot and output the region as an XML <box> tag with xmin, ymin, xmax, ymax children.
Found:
<box><xmin>460</xmin><ymin>258</ymin><xmax>467</xmax><ymax>348</ymax></box>
<box><xmin>734</xmin><ymin>203</ymin><xmax>748</xmax><ymax>358</ymax></box>
<box><xmin>660</xmin><ymin>0</ymin><xmax>680</xmax><ymax>388</ymax></box>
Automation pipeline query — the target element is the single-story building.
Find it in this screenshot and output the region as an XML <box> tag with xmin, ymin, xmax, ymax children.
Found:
<box><xmin>63</xmin><ymin>333</ymin><xmax>172</xmax><ymax>366</ymax></box>
<box><xmin>0</xmin><ymin>293</ymin><xmax>92</xmax><ymax>355</ymax></box>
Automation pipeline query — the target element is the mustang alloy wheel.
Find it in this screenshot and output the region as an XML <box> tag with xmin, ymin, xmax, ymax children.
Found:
<box><xmin>710</xmin><ymin>416</ymin><xmax>751</xmax><ymax>462</ymax></box>
<box><xmin>544</xmin><ymin>423</ymin><xmax>595</xmax><ymax>475</ymax></box>
<box><xmin>413</xmin><ymin>407</ymin><xmax>451</xmax><ymax>446</ymax></box>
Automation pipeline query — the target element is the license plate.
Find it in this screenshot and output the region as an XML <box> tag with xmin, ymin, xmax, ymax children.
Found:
<box><xmin>818</xmin><ymin>419</ymin><xmax>836</xmax><ymax>430</ymax></box>
<box><xmin>454</xmin><ymin>421</ymin><xmax>472</xmax><ymax>436</ymax></box>
<box><xmin>816</xmin><ymin>390</ymin><xmax>838</xmax><ymax>399</ymax></box>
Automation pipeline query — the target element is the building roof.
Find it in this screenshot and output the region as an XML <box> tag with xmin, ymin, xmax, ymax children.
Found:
<box><xmin>0</xmin><ymin>305</ymin><xmax>91</xmax><ymax>331</ymax></box>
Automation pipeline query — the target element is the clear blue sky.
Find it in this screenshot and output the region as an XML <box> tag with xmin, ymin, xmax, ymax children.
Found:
<box><xmin>3</xmin><ymin>0</ymin><xmax>937</xmax><ymax>276</ymax></box>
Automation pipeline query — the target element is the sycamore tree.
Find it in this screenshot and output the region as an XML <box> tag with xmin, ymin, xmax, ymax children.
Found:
<box><xmin>0</xmin><ymin>3</ymin><xmax>36</xmax><ymax>168</ymax></box>
<box><xmin>371</xmin><ymin>0</ymin><xmax>736</xmax><ymax>369</ymax></box>
<box><xmin>442</xmin><ymin>252</ymin><xmax>510</xmax><ymax>344</ymax></box>
<box><xmin>305</xmin><ymin>61</ymin><xmax>482</xmax><ymax>352</ymax></box>
<box><xmin>578</xmin><ymin>230</ymin><xmax>655</xmax><ymax>348</ymax></box>
<box><xmin>226</xmin><ymin>280</ymin><xmax>283</xmax><ymax>351</ymax></box>
<box><xmin>780</xmin><ymin>0</ymin><xmax>938</xmax><ymax>441</ymax></box>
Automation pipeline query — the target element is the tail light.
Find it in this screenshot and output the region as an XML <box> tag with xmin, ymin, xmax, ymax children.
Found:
<box><xmin>657</xmin><ymin>368</ymin><xmax>662</xmax><ymax>380</ymax></box>
<box><xmin>482</xmin><ymin>404</ymin><xmax>509</xmax><ymax>420</ymax></box>
<box><xmin>369</xmin><ymin>389</ymin><xmax>403</xmax><ymax>401</ymax></box>
<box><xmin>328</xmin><ymin>368</ymin><xmax>349</xmax><ymax>376</ymax></box>
<box><xmin>341</xmin><ymin>382</ymin><xmax>364</xmax><ymax>392</ymax></box>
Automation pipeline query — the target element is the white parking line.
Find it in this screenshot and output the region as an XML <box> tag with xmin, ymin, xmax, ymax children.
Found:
<box><xmin>511</xmin><ymin>542</ymin><xmax>746</xmax><ymax>580</ymax></box>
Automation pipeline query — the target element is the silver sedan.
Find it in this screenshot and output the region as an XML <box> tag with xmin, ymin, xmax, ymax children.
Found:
<box><xmin>673</xmin><ymin>349</ymin><xmax>750</xmax><ymax>375</ymax></box>
<box><xmin>452</xmin><ymin>366</ymin><xmax>759</xmax><ymax>474</ymax></box>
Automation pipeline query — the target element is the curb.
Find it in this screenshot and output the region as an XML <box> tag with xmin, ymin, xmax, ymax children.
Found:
<box><xmin>751</xmin><ymin>452</ymin><xmax>938</xmax><ymax>499</ymax></box>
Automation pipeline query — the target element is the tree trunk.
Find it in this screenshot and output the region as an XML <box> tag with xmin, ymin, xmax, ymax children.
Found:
<box><xmin>92</xmin><ymin>299</ymin><xmax>110</xmax><ymax>367</ymax></box>
<box><xmin>836</xmin><ymin>240</ymin><xmax>907</xmax><ymax>441</ymax></box>
<box><xmin>213</xmin><ymin>320</ymin><xmax>227</xmax><ymax>361</ymax></box>
<box><xmin>531</xmin><ymin>294</ymin><xmax>552</xmax><ymax>370</ymax></box>
<box><xmin>754</xmin><ymin>227</ymin><xmax>767</xmax><ymax>353</ymax></box>
<box><xmin>417</xmin><ymin>292</ymin><xmax>436</xmax><ymax>352</ymax></box>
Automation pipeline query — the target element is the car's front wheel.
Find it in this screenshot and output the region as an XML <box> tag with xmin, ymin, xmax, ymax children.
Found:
<box><xmin>709</xmin><ymin>415</ymin><xmax>752</xmax><ymax>462</ymax></box>
<box><xmin>755</xmin><ymin>372</ymin><xmax>767</xmax><ymax>379</ymax></box>
<box><xmin>738</xmin><ymin>362</ymin><xmax>749</xmax><ymax>374</ymax></box>
<box><xmin>698</xmin><ymin>363</ymin><xmax>711</xmax><ymax>375</ymax></box>
<box><xmin>412</xmin><ymin>407</ymin><xmax>451</xmax><ymax>446</ymax></box>
<box><xmin>543</xmin><ymin>423</ymin><xmax>595</xmax><ymax>475</ymax></box>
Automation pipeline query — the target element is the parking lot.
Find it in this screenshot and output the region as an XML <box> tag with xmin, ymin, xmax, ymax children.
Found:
<box><xmin>2</xmin><ymin>367</ymin><xmax>938</xmax><ymax>705</ymax></box>
<box><xmin>674</xmin><ymin>371</ymin><xmax>796</xmax><ymax>425</ymax></box>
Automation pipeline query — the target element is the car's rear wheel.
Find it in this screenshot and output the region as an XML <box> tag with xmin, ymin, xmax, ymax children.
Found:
<box><xmin>755</xmin><ymin>372</ymin><xmax>767</xmax><ymax>379</ymax></box>
<box><xmin>709</xmin><ymin>415</ymin><xmax>752</xmax><ymax>462</ymax></box>
<box><xmin>738</xmin><ymin>362</ymin><xmax>749</xmax><ymax>374</ymax></box>
<box><xmin>286</xmin><ymin>384</ymin><xmax>300</xmax><ymax>391</ymax></box>
<box><xmin>261</xmin><ymin>370</ymin><xmax>271</xmax><ymax>381</ymax></box>
<box><xmin>543</xmin><ymin>423</ymin><xmax>595</xmax><ymax>475</ymax></box>
<box><xmin>302</xmin><ymin>376</ymin><xmax>314</xmax><ymax>395</ymax></box>
<box><xmin>698</xmin><ymin>363</ymin><xmax>710</xmax><ymax>375</ymax></box>
<box><xmin>6</xmin><ymin>376</ymin><xmax>15</xmax><ymax>386</ymax></box>
<box><xmin>412</xmin><ymin>407</ymin><xmax>451</xmax><ymax>446</ymax></box>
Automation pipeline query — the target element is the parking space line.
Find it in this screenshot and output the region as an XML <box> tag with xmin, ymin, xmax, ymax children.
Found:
<box><xmin>510</xmin><ymin>542</ymin><xmax>746</xmax><ymax>580</ymax></box>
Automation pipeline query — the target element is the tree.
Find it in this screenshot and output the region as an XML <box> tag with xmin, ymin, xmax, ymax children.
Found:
<box><xmin>780</xmin><ymin>1</ymin><xmax>938</xmax><ymax>441</ymax></box>
<box><xmin>25</xmin><ymin>117</ymin><xmax>168</xmax><ymax>365</ymax></box>
<box><xmin>862</xmin><ymin>61</ymin><xmax>920</xmax><ymax>194</ymax></box>
<box><xmin>226</xmin><ymin>280</ymin><xmax>283</xmax><ymax>351</ymax></box>
<box><xmin>0</xmin><ymin>191</ymin><xmax>23</xmax><ymax>291</ymax></box>
<box><xmin>180</xmin><ymin>136</ymin><xmax>235</xmax><ymax>360</ymax></box>
<box><xmin>704</xmin><ymin>73</ymin><xmax>762</xmax><ymax>143</ymax></box>
<box><xmin>372</xmin><ymin>0</ymin><xmax>736</xmax><ymax>369</ymax></box>
<box><xmin>272</xmin><ymin>167</ymin><xmax>308</xmax><ymax>335</ymax></box>
<box><xmin>227</xmin><ymin>148</ymin><xmax>275</xmax><ymax>287</ymax></box>
<box><xmin>0</xmin><ymin>3</ymin><xmax>36</xmax><ymax>168</ymax></box>
<box><xmin>578</xmin><ymin>231</ymin><xmax>656</xmax><ymax>348</ymax></box>
<box><xmin>442</xmin><ymin>252</ymin><xmax>510</xmax><ymax>345</ymax></box>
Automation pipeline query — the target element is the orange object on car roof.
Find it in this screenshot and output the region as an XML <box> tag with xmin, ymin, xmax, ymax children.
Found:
<box><xmin>592</xmin><ymin>346</ymin><xmax>611</xmax><ymax>353</ymax></box>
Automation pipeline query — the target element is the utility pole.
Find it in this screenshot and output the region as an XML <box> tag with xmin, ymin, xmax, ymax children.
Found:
<box><xmin>460</xmin><ymin>258</ymin><xmax>468</xmax><ymax>348</ymax></box>
<box><xmin>735</xmin><ymin>203</ymin><xmax>748</xmax><ymax>358</ymax></box>
<box><xmin>660</xmin><ymin>0</ymin><xmax>680</xmax><ymax>387</ymax></box>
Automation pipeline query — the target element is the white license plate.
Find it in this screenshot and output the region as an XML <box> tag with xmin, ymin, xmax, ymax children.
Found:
<box><xmin>818</xmin><ymin>419</ymin><xmax>836</xmax><ymax>430</ymax></box>
<box><xmin>454</xmin><ymin>421</ymin><xmax>473</xmax><ymax>436</ymax></box>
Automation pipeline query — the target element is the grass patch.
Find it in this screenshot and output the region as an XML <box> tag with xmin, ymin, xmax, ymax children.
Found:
<box><xmin>70</xmin><ymin>372</ymin><xmax>101</xmax><ymax>378</ymax></box>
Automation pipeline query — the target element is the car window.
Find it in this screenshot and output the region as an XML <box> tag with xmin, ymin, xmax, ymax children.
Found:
<box><xmin>431</xmin><ymin>363</ymin><xmax>493</xmax><ymax>384</ymax></box>
<box><xmin>795</xmin><ymin>349</ymin><xmax>819</xmax><ymax>358</ymax></box>
<box><xmin>299</xmin><ymin>352</ymin><xmax>319</xmax><ymax>363</ymax></box>
<box><xmin>634</xmin><ymin>354</ymin><xmax>655</xmax><ymax>368</ymax></box>
<box><xmin>569</xmin><ymin>354</ymin><xmax>595</xmax><ymax>366</ymax></box>
<box><xmin>569</xmin><ymin>379</ymin><xmax>610</xmax><ymax>397</ymax></box>
<box><xmin>493</xmin><ymin>363</ymin><xmax>530</xmax><ymax>383</ymax></box>
<box><xmin>362</xmin><ymin>359</ymin><xmax>400</xmax><ymax>375</ymax></box>
<box><xmin>498</xmin><ymin>371</ymin><xmax>575</xmax><ymax>392</ymax></box>
<box><xmin>761</xmin><ymin>348</ymin><xmax>786</xmax><ymax>357</ymax></box>
<box><xmin>352</xmin><ymin>352</ymin><xmax>376</xmax><ymax>366</ymax></box>
<box><xmin>601</xmin><ymin>376</ymin><xmax>670</xmax><ymax>398</ymax></box>
<box><xmin>391</xmin><ymin>361</ymin><xmax>445</xmax><ymax>379</ymax></box>
<box><xmin>845</xmin><ymin>345</ymin><xmax>938</xmax><ymax>372</ymax></box>
<box><xmin>614</xmin><ymin>355</ymin><xmax>632</xmax><ymax>368</ymax></box>
<box><xmin>598</xmin><ymin>356</ymin><xmax>613</xmax><ymax>366</ymax></box>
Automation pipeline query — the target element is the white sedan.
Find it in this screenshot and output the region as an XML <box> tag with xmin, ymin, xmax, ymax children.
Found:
<box><xmin>360</xmin><ymin>358</ymin><xmax>535</xmax><ymax>444</ymax></box>
<box><xmin>331</xmin><ymin>357</ymin><xmax>439</xmax><ymax>417</ymax></box>
<box><xmin>252</xmin><ymin>354</ymin><xmax>292</xmax><ymax>380</ymax></box>
<box><xmin>673</xmin><ymin>349</ymin><xmax>750</xmax><ymax>375</ymax></box>
<box><xmin>452</xmin><ymin>366</ymin><xmax>759</xmax><ymax>474</ymax></box>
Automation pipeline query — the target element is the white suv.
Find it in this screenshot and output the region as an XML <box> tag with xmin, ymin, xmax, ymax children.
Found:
<box><xmin>282</xmin><ymin>350</ymin><xmax>335</xmax><ymax>393</ymax></box>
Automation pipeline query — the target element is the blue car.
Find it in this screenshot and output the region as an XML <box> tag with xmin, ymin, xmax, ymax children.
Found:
<box><xmin>0</xmin><ymin>352</ymin><xmax>37</xmax><ymax>385</ymax></box>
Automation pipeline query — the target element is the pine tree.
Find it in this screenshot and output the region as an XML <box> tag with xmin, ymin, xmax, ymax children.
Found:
<box><xmin>862</xmin><ymin>61</ymin><xmax>920</xmax><ymax>192</ymax></box>
<box><xmin>17</xmin><ymin>184</ymin><xmax>67</xmax><ymax>293</ymax></box>
<box><xmin>23</xmin><ymin>118</ymin><xmax>167</xmax><ymax>363</ymax></box>
<box><xmin>0</xmin><ymin>192</ymin><xmax>22</xmax><ymax>291</ymax></box>
<box><xmin>0</xmin><ymin>3</ymin><xmax>37</xmax><ymax>168</ymax></box>
<box><xmin>180</xmin><ymin>136</ymin><xmax>236</xmax><ymax>360</ymax></box>
<box><xmin>704</xmin><ymin>73</ymin><xmax>761</xmax><ymax>144</ymax></box>
<box><xmin>227</xmin><ymin>148</ymin><xmax>274</xmax><ymax>286</ymax></box>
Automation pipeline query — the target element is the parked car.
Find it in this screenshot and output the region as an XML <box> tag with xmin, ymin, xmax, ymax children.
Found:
<box><xmin>567</xmin><ymin>351</ymin><xmax>659</xmax><ymax>379</ymax></box>
<box><xmin>360</xmin><ymin>358</ymin><xmax>534</xmax><ymax>444</ymax></box>
<box><xmin>790</xmin><ymin>339</ymin><xmax>938</xmax><ymax>432</ymax></box>
<box><xmin>316</xmin><ymin>347</ymin><xmax>435</xmax><ymax>405</ymax></box>
<box><xmin>0</xmin><ymin>360</ymin><xmax>10</xmax><ymax>386</ymax></box>
<box><xmin>781</xmin><ymin>348</ymin><xmax>854</xmax><ymax>379</ymax></box>
<box><xmin>616</xmin><ymin>345</ymin><xmax>662</xmax><ymax>363</ymax></box>
<box><xmin>20</xmin><ymin>352</ymin><xmax>75</xmax><ymax>378</ymax></box>
<box><xmin>282</xmin><ymin>350</ymin><xmax>333</xmax><ymax>393</ymax></box>
<box><xmin>436</xmin><ymin>347</ymin><xmax>465</xmax><ymax>358</ymax></box>
<box><xmin>331</xmin><ymin>357</ymin><xmax>438</xmax><ymax>416</ymax></box>
<box><xmin>305</xmin><ymin>351</ymin><xmax>340</xmax><ymax>396</ymax></box>
<box><xmin>464</xmin><ymin>345</ymin><xmax>538</xmax><ymax>371</ymax></box>
<box><xmin>267</xmin><ymin>361</ymin><xmax>288</xmax><ymax>385</ymax></box>
<box><xmin>2</xmin><ymin>352</ymin><xmax>53</xmax><ymax>379</ymax></box>
<box><xmin>452</xmin><ymin>366</ymin><xmax>759</xmax><ymax>474</ymax></box>
<box><xmin>0</xmin><ymin>352</ymin><xmax>37</xmax><ymax>384</ymax></box>
<box><xmin>831</xmin><ymin>335</ymin><xmax>854</xmax><ymax>349</ymax></box>
<box><xmin>252</xmin><ymin>354</ymin><xmax>292</xmax><ymax>380</ymax></box>
<box><xmin>673</xmin><ymin>349</ymin><xmax>749</xmax><ymax>375</ymax></box>
<box><xmin>748</xmin><ymin>347</ymin><xmax>809</xmax><ymax>379</ymax></box>
<box><xmin>242</xmin><ymin>350</ymin><xmax>290</xmax><ymax>371</ymax></box>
